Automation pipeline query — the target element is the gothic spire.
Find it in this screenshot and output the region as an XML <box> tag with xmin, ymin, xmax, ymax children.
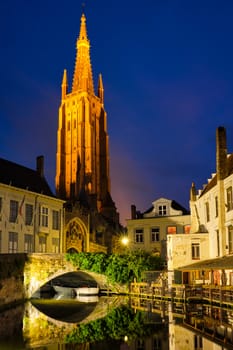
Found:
<box><xmin>72</xmin><ymin>13</ymin><xmax>94</xmax><ymax>94</ymax></box>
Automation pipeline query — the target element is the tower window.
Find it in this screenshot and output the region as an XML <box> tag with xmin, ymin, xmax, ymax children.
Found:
<box><xmin>67</xmin><ymin>121</ymin><xmax>71</xmax><ymax>131</ymax></box>
<box><xmin>205</xmin><ymin>202</ymin><xmax>210</xmax><ymax>222</ymax></box>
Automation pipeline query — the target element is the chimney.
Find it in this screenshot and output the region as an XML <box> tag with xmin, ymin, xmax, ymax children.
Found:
<box><xmin>190</xmin><ymin>182</ymin><xmax>197</xmax><ymax>201</ymax></box>
<box><xmin>131</xmin><ymin>205</ymin><xmax>137</xmax><ymax>219</ymax></box>
<box><xmin>36</xmin><ymin>155</ymin><xmax>44</xmax><ymax>178</ymax></box>
<box><xmin>216</xmin><ymin>126</ymin><xmax>227</xmax><ymax>181</ymax></box>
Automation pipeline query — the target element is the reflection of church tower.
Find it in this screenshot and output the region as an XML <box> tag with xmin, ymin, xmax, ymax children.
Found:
<box><xmin>56</xmin><ymin>13</ymin><xmax>120</xmax><ymax>252</ymax></box>
<box><xmin>56</xmin><ymin>13</ymin><xmax>117</xmax><ymax>218</ymax></box>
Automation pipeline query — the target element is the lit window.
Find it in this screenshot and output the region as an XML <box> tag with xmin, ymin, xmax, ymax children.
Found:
<box><xmin>167</xmin><ymin>226</ymin><xmax>177</xmax><ymax>234</ymax></box>
<box><xmin>158</xmin><ymin>205</ymin><xmax>166</xmax><ymax>216</ymax></box>
<box><xmin>205</xmin><ymin>202</ymin><xmax>210</xmax><ymax>222</ymax></box>
<box><xmin>227</xmin><ymin>187</ymin><xmax>233</xmax><ymax>211</ymax></box>
<box><xmin>25</xmin><ymin>204</ymin><xmax>33</xmax><ymax>226</ymax></box>
<box><xmin>192</xmin><ymin>243</ymin><xmax>200</xmax><ymax>260</ymax></box>
<box><xmin>52</xmin><ymin>237</ymin><xmax>60</xmax><ymax>253</ymax></box>
<box><xmin>184</xmin><ymin>225</ymin><xmax>191</xmax><ymax>234</ymax></box>
<box><xmin>135</xmin><ymin>229</ymin><xmax>144</xmax><ymax>243</ymax></box>
<box><xmin>52</xmin><ymin>210</ymin><xmax>60</xmax><ymax>230</ymax></box>
<box><xmin>40</xmin><ymin>206</ymin><xmax>48</xmax><ymax>227</ymax></box>
<box><xmin>24</xmin><ymin>234</ymin><xmax>33</xmax><ymax>253</ymax></box>
<box><xmin>151</xmin><ymin>227</ymin><xmax>160</xmax><ymax>242</ymax></box>
<box><xmin>9</xmin><ymin>200</ymin><xmax>18</xmax><ymax>223</ymax></box>
<box><xmin>39</xmin><ymin>236</ymin><xmax>46</xmax><ymax>253</ymax></box>
<box><xmin>9</xmin><ymin>232</ymin><xmax>18</xmax><ymax>253</ymax></box>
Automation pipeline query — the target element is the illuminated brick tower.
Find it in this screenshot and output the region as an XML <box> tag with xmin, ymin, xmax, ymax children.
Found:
<box><xmin>56</xmin><ymin>13</ymin><xmax>120</xmax><ymax>252</ymax></box>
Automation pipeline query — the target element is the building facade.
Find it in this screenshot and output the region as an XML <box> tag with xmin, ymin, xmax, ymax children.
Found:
<box><xmin>0</xmin><ymin>157</ymin><xmax>65</xmax><ymax>253</ymax></box>
<box><xmin>170</xmin><ymin>126</ymin><xmax>233</xmax><ymax>286</ymax></box>
<box><xmin>55</xmin><ymin>13</ymin><xmax>121</xmax><ymax>253</ymax></box>
<box><xmin>126</xmin><ymin>198</ymin><xmax>190</xmax><ymax>259</ymax></box>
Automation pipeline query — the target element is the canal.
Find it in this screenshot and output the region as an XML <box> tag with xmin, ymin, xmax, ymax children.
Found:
<box><xmin>1</xmin><ymin>294</ymin><xmax>233</xmax><ymax>349</ymax></box>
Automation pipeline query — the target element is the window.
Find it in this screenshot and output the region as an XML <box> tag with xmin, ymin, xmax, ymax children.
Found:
<box><xmin>135</xmin><ymin>229</ymin><xmax>144</xmax><ymax>243</ymax></box>
<box><xmin>9</xmin><ymin>232</ymin><xmax>18</xmax><ymax>253</ymax></box>
<box><xmin>228</xmin><ymin>226</ymin><xmax>233</xmax><ymax>253</ymax></box>
<box><xmin>67</xmin><ymin>120</ymin><xmax>70</xmax><ymax>131</ymax></box>
<box><xmin>0</xmin><ymin>231</ymin><xmax>1</xmax><ymax>252</ymax></box>
<box><xmin>9</xmin><ymin>200</ymin><xmax>18</xmax><ymax>223</ymax></box>
<box><xmin>205</xmin><ymin>202</ymin><xmax>210</xmax><ymax>222</ymax></box>
<box><xmin>167</xmin><ymin>226</ymin><xmax>177</xmax><ymax>234</ymax></box>
<box><xmin>0</xmin><ymin>197</ymin><xmax>2</xmax><ymax>221</ymax></box>
<box><xmin>52</xmin><ymin>210</ymin><xmax>60</xmax><ymax>230</ymax></box>
<box><xmin>39</xmin><ymin>236</ymin><xmax>46</xmax><ymax>253</ymax></box>
<box><xmin>184</xmin><ymin>225</ymin><xmax>191</xmax><ymax>234</ymax></box>
<box><xmin>216</xmin><ymin>230</ymin><xmax>220</xmax><ymax>257</ymax></box>
<box><xmin>151</xmin><ymin>227</ymin><xmax>160</xmax><ymax>242</ymax></box>
<box><xmin>40</xmin><ymin>206</ymin><xmax>48</xmax><ymax>227</ymax></box>
<box><xmin>227</xmin><ymin>187</ymin><xmax>233</xmax><ymax>211</ymax></box>
<box><xmin>153</xmin><ymin>337</ymin><xmax>161</xmax><ymax>350</ymax></box>
<box><xmin>24</xmin><ymin>234</ymin><xmax>33</xmax><ymax>253</ymax></box>
<box><xmin>192</xmin><ymin>243</ymin><xmax>200</xmax><ymax>260</ymax></box>
<box><xmin>194</xmin><ymin>334</ymin><xmax>203</xmax><ymax>349</ymax></box>
<box><xmin>215</xmin><ymin>196</ymin><xmax>218</xmax><ymax>217</ymax></box>
<box><xmin>158</xmin><ymin>205</ymin><xmax>166</xmax><ymax>216</ymax></box>
<box><xmin>25</xmin><ymin>204</ymin><xmax>33</xmax><ymax>225</ymax></box>
<box><xmin>52</xmin><ymin>237</ymin><xmax>60</xmax><ymax>253</ymax></box>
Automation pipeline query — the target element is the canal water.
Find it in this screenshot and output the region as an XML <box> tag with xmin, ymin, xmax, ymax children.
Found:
<box><xmin>0</xmin><ymin>294</ymin><xmax>233</xmax><ymax>349</ymax></box>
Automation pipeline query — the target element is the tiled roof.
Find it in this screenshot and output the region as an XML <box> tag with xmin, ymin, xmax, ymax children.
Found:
<box><xmin>171</xmin><ymin>200</ymin><xmax>190</xmax><ymax>214</ymax></box>
<box><xmin>0</xmin><ymin>157</ymin><xmax>54</xmax><ymax>197</ymax></box>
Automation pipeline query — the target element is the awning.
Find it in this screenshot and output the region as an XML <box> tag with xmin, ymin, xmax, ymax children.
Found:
<box><xmin>178</xmin><ymin>255</ymin><xmax>233</xmax><ymax>271</ymax></box>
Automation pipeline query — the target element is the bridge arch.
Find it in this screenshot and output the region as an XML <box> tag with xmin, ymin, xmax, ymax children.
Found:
<box><xmin>24</xmin><ymin>253</ymin><xmax>96</xmax><ymax>298</ymax></box>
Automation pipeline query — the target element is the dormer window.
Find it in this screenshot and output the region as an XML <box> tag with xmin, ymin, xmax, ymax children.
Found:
<box><xmin>158</xmin><ymin>205</ymin><xmax>167</xmax><ymax>216</ymax></box>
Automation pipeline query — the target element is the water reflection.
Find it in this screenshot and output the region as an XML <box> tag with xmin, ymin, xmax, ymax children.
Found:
<box><xmin>1</xmin><ymin>296</ymin><xmax>233</xmax><ymax>349</ymax></box>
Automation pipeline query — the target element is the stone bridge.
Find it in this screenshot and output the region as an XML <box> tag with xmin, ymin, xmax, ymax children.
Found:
<box><xmin>24</xmin><ymin>253</ymin><xmax>119</xmax><ymax>298</ymax></box>
<box><xmin>0</xmin><ymin>253</ymin><xmax>127</xmax><ymax>305</ymax></box>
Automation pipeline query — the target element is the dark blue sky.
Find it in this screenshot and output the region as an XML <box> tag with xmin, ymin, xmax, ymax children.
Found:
<box><xmin>1</xmin><ymin>0</ymin><xmax>233</xmax><ymax>224</ymax></box>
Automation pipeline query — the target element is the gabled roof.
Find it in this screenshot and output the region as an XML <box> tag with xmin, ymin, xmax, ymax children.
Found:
<box><xmin>143</xmin><ymin>198</ymin><xmax>189</xmax><ymax>215</ymax></box>
<box><xmin>0</xmin><ymin>158</ymin><xmax>54</xmax><ymax>197</ymax></box>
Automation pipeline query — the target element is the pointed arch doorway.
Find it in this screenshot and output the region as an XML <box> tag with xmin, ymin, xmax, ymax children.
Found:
<box><xmin>65</xmin><ymin>218</ymin><xmax>89</xmax><ymax>253</ymax></box>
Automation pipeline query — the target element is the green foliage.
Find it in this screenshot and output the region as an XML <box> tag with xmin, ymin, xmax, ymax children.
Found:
<box><xmin>66</xmin><ymin>250</ymin><xmax>163</xmax><ymax>284</ymax></box>
<box><xmin>65</xmin><ymin>304</ymin><xmax>155</xmax><ymax>344</ymax></box>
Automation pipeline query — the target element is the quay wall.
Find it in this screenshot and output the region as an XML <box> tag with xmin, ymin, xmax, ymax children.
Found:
<box><xmin>0</xmin><ymin>254</ymin><xmax>26</xmax><ymax>309</ymax></box>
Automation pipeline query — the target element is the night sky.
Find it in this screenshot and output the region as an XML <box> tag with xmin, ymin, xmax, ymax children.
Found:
<box><xmin>1</xmin><ymin>1</ymin><xmax>233</xmax><ymax>225</ymax></box>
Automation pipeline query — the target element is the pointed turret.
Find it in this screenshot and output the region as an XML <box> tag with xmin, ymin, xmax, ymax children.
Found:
<box><xmin>190</xmin><ymin>182</ymin><xmax>197</xmax><ymax>201</ymax></box>
<box><xmin>61</xmin><ymin>69</ymin><xmax>68</xmax><ymax>100</ymax></box>
<box><xmin>72</xmin><ymin>13</ymin><xmax>94</xmax><ymax>94</ymax></box>
<box><xmin>98</xmin><ymin>73</ymin><xmax>104</xmax><ymax>104</ymax></box>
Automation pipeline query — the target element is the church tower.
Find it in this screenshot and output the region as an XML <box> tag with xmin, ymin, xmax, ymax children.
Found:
<box><xmin>56</xmin><ymin>13</ymin><xmax>120</xmax><ymax>252</ymax></box>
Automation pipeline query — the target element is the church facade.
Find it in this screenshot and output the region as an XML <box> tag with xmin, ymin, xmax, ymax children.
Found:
<box><xmin>55</xmin><ymin>13</ymin><xmax>121</xmax><ymax>253</ymax></box>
